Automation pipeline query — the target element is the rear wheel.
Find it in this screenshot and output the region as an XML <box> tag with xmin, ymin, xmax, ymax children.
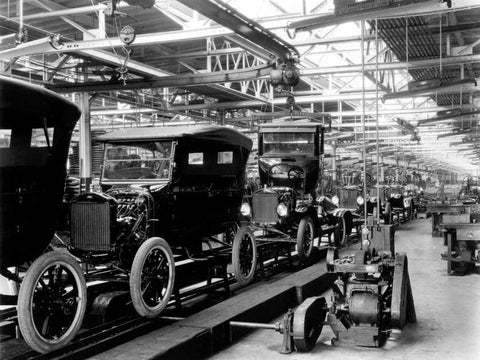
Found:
<box><xmin>297</xmin><ymin>216</ymin><xmax>315</xmax><ymax>262</ymax></box>
<box><xmin>232</xmin><ymin>226</ymin><xmax>257</xmax><ymax>286</ymax></box>
<box><xmin>130</xmin><ymin>237</ymin><xmax>175</xmax><ymax>318</ymax></box>
<box><xmin>18</xmin><ymin>252</ymin><xmax>87</xmax><ymax>353</ymax></box>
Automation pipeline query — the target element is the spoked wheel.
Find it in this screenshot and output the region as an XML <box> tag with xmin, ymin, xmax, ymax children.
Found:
<box><xmin>333</xmin><ymin>215</ymin><xmax>347</xmax><ymax>246</ymax></box>
<box><xmin>297</xmin><ymin>216</ymin><xmax>315</xmax><ymax>262</ymax></box>
<box><xmin>17</xmin><ymin>252</ymin><xmax>87</xmax><ymax>353</ymax></box>
<box><xmin>232</xmin><ymin>226</ymin><xmax>257</xmax><ymax>286</ymax></box>
<box><xmin>130</xmin><ymin>237</ymin><xmax>175</xmax><ymax>318</ymax></box>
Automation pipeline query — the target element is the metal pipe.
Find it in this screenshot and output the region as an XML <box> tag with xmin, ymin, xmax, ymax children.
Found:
<box><xmin>229</xmin><ymin>321</ymin><xmax>278</xmax><ymax>331</ymax></box>
<box><xmin>361</xmin><ymin>20</ymin><xmax>368</xmax><ymax>225</ymax></box>
<box><xmin>375</xmin><ymin>18</ymin><xmax>380</xmax><ymax>222</ymax></box>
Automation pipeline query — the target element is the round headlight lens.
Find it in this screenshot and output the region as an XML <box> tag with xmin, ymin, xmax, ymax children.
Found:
<box><xmin>332</xmin><ymin>195</ymin><xmax>339</xmax><ymax>205</ymax></box>
<box><xmin>356</xmin><ymin>196</ymin><xmax>364</xmax><ymax>205</ymax></box>
<box><xmin>240</xmin><ymin>202</ymin><xmax>251</xmax><ymax>217</ymax></box>
<box><xmin>277</xmin><ymin>203</ymin><xmax>288</xmax><ymax>217</ymax></box>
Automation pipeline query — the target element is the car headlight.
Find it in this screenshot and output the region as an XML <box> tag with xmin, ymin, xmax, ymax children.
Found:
<box><xmin>240</xmin><ymin>202</ymin><xmax>251</xmax><ymax>217</ymax></box>
<box><xmin>332</xmin><ymin>195</ymin><xmax>339</xmax><ymax>205</ymax></box>
<box><xmin>277</xmin><ymin>203</ymin><xmax>288</xmax><ymax>217</ymax></box>
<box><xmin>356</xmin><ymin>196</ymin><xmax>364</xmax><ymax>205</ymax></box>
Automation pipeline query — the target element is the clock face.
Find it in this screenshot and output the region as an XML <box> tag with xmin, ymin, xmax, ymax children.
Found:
<box><xmin>120</xmin><ymin>26</ymin><xmax>136</xmax><ymax>45</ymax></box>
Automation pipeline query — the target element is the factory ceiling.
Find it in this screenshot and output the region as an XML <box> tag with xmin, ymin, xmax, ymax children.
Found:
<box><xmin>1</xmin><ymin>0</ymin><xmax>480</xmax><ymax>178</ymax></box>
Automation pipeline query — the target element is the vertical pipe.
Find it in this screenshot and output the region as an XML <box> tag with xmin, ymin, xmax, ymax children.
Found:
<box><xmin>361</xmin><ymin>20</ymin><xmax>368</xmax><ymax>224</ymax></box>
<box><xmin>332</xmin><ymin>141</ymin><xmax>337</xmax><ymax>183</ymax></box>
<box><xmin>78</xmin><ymin>92</ymin><xmax>92</xmax><ymax>193</ymax></box>
<box><xmin>19</xmin><ymin>0</ymin><xmax>23</xmax><ymax>33</ymax></box>
<box><xmin>375</xmin><ymin>17</ymin><xmax>380</xmax><ymax>222</ymax></box>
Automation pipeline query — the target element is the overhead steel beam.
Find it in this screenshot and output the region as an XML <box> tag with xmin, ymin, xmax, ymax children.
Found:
<box><xmin>17</xmin><ymin>2</ymin><xmax>130</xmax><ymax>20</ymax></box>
<box><xmin>46</xmin><ymin>62</ymin><xmax>274</xmax><ymax>93</ymax></box>
<box><xmin>176</xmin><ymin>0</ymin><xmax>298</xmax><ymax>60</ymax></box>
<box><xmin>300</xmin><ymin>54</ymin><xmax>480</xmax><ymax>76</ymax></box>
<box><xmin>382</xmin><ymin>79</ymin><xmax>478</xmax><ymax>101</ymax></box>
<box><xmin>417</xmin><ymin>109</ymin><xmax>480</xmax><ymax>125</ymax></box>
<box><xmin>287</xmin><ymin>0</ymin><xmax>467</xmax><ymax>33</ymax></box>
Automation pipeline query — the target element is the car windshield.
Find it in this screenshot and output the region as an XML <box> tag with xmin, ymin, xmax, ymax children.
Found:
<box><xmin>263</xmin><ymin>132</ymin><xmax>314</xmax><ymax>154</ymax></box>
<box><xmin>102</xmin><ymin>141</ymin><xmax>172</xmax><ymax>181</ymax></box>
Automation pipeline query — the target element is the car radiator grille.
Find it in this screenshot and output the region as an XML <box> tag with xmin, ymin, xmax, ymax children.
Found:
<box><xmin>252</xmin><ymin>193</ymin><xmax>278</xmax><ymax>223</ymax></box>
<box><xmin>71</xmin><ymin>202</ymin><xmax>111</xmax><ymax>251</ymax></box>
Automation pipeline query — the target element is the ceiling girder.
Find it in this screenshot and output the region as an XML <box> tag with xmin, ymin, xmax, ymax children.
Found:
<box><xmin>46</xmin><ymin>62</ymin><xmax>274</xmax><ymax>93</ymax></box>
<box><xmin>176</xmin><ymin>0</ymin><xmax>298</xmax><ymax>61</ymax></box>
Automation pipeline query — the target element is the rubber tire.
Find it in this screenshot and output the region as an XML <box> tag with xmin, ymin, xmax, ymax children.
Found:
<box><xmin>232</xmin><ymin>226</ymin><xmax>257</xmax><ymax>286</ymax></box>
<box><xmin>297</xmin><ymin>216</ymin><xmax>315</xmax><ymax>262</ymax></box>
<box><xmin>384</xmin><ymin>203</ymin><xmax>392</xmax><ymax>225</ymax></box>
<box><xmin>130</xmin><ymin>237</ymin><xmax>175</xmax><ymax>318</ymax></box>
<box><xmin>333</xmin><ymin>215</ymin><xmax>347</xmax><ymax>246</ymax></box>
<box><xmin>18</xmin><ymin>252</ymin><xmax>87</xmax><ymax>354</ymax></box>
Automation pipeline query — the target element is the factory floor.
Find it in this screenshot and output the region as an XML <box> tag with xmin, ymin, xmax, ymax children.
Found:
<box><xmin>208</xmin><ymin>218</ymin><xmax>480</xmax><ymax>360</ymax></box>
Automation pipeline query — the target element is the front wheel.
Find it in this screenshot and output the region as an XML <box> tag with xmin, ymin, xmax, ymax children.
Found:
<box><xmin>232</xmin><ymin>226</ymin><xmax>257</xmax><ymax>286</ymax></box>
<box><xmin>384</xmin><ymin>203</ymin><xmax>392</xmax><ymax>224</ymax></box>
<box><xmin>130</xmin><ymin>237</ymin><xmax>175</xmax><ymax>318</ymax></box>
<box><xmin>333</xmin><ymin>215</ymin><xmax>347</xmax><ymax>246</ymax></box>
<box><xmin>17</xmin><ymin>252</ymin><xmax>87</xmax><ymax>353</ymax></box>
<box><xmin>297</xmin><ymin>216</ymin><xmax>315</xmax><ymax>262</ymax></box>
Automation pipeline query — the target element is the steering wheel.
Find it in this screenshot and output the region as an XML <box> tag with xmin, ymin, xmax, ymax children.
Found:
<box><xmin>268</xmin><ymin>163</ymin><xmax>304</xmax><ymax>183</ymax></box>
<box><xmin>288</xmin><ymin>166</ymin><xmax>305</xmax><ymax>181</ymax></box>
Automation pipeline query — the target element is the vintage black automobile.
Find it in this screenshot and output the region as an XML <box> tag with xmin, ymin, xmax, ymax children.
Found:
<box><xmin>240</xmin><ymin>119</ymin><xmax>351</xmax><ymax>261</ymax></box>
<box><xmin>388</xmin><ymin>184</ymin><xmax>410</xmax><ymax>220</ymax></box>
<box><xmin>71</xmin><ymin>124</ymin><xmax>256</xmax><ymax>300</ymax></box>
<box><xmin>0</xmin><ymin>76</ymin><xmax>82</xmax><ymax>353</ymax></box>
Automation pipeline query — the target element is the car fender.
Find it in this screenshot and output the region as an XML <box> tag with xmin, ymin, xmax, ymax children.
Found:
<box><xmin>331</xmin><ymin>207</ymin><xmax>353</xmax><ymax>235</ymax></box>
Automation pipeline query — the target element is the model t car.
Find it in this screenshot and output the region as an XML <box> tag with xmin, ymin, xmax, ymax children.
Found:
<box><xmin>240</xmin><ymin>119</ymin><xmax>352</xmax><ymax>262</ymax></box>
<box><xmin>0</xmin><ymin>76</ymin><xmax>82</xmax><ymax>353</ymax></box>
<box><xmin>2</xmin><ymin>115</ymin><xmax>255</xmax><ymax>352</ymax></box>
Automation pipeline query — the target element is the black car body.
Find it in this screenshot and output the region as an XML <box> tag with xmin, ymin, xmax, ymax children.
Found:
<box><xmin>242</xmin><ymin>119</ymin><xmax>351</xmax><ymax>261</ymax></box>
<box><xmin>0</xmin><ymin>76</ymin><xmax>80</xmax><ymax>270</ymax></box>
<box><xmin>70</xmin><ymin>125</ymin><xmax>252</xmax><ymax>255</ymax></box>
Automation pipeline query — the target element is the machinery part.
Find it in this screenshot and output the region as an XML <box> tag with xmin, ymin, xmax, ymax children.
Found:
<box><xmin>349</xmin><ymin>292</ymin><xmax>380</xmax><ymax>325</ymax></box>
<box><xmin>293</xmin><ymin>297</ymin><xmax>327</xmax><ymax>352</ymax></box>
<box><xmin>130</xmin><ymin>237</ymin><xmax>175</xmax><ymax>318</ymax></box>
<box><xmin>326</xmin><ymin>247</ymin><xmax>338</xmax><ymax>272</ymax></box>
<box><xmin>17</xmin><ymin>251</ymin><xmax>87</xmax><ymax>353</ymax></box>
<box><xmin>391</xmin><ymin>253</ymin><xmax>416</xmax><ymax>329</ymax></box>
<box><xmin>229</xmin><ymin>296</ymin><xmax>327</xmax><ymax>354</ymax></box>
<box><xmin>296</xmin><ymin>216</ymin><xmax>315</xmax><ymax>262</ymax></box>
<box><xmin>232</xmin><ymin>226</ymin><xmax>257</xmax><ymax>285</ymax></box>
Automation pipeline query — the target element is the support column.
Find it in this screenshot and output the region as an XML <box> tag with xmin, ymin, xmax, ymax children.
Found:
<box><xmin>332</xmin><ymin>141</ymin><xmax>337</xmax><ymax>183</ymax></box>
<box><xmin>78</xmin><ymin>92</ymin><xmax>92</xmax><ymax>193</ymax></box>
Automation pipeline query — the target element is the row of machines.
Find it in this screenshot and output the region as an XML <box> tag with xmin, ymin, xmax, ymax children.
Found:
<box><xmin>425</xmin><ymin>181</ymin><xmax>480</xmax><ymax>274</ymax></box>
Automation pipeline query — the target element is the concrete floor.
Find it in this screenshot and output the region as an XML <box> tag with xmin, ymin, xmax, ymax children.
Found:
<box><xmin>209</xmin><ymin>218</ymin><xmax>480</xmax><ymax>360</ymax></box>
